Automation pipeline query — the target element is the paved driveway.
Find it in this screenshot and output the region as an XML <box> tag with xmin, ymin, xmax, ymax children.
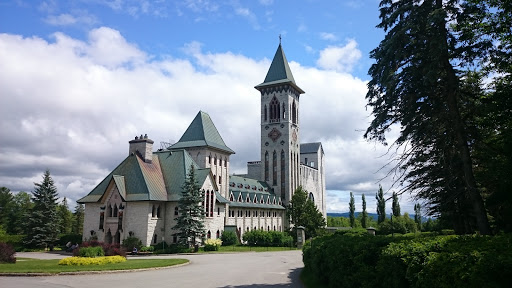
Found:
<box><xmin>1</xmin><ymin>250</ymin><xmax>304</xmax><ymax>288</ymax></box>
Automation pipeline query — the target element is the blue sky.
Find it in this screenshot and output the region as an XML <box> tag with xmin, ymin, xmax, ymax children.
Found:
<box><xmin>0</xmin><ymin>0</ymin><xmax>415</xmax><ymax>214</ymax></box>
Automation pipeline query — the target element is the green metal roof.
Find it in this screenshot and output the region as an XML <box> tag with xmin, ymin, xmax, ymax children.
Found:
<box><xmin>169</xmin><ymin>111</ymin><xmax>234</xmax><ymax>154</ymax></box>
<box><xmin>255</xmin><ymin>44</ymin><xmax>304</xmax><ymax>94</ymax></box>
<box><xmin>227</xmin><ymin>175</ymin><xmax>285</xmax><ymax>209</ymax></box>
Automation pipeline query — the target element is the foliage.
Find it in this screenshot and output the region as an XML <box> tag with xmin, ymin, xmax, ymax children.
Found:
<box><xmin>57</xmin><ymin>197</ymin><xmax>73</xmax><ymax>234</ymax></box>
<box><xmin>376</xmin><ymin>185</ymin><xmax>386</xmax><ymax>224</ymax></box>
<box><xmin>221</xmin><ymin>230</ymin><xmax>238</xmax><ymax>246</ymax></box>
<box><xmin>139</xmin><ymin>246</ymin><xmax>154</xmax><ymax>252</ymax></box>
<box><xmin>172</xmin><ymin>164</ymin><xmax>205</xmax><ymax>248</ymax></box>
<box><xmin>72</xmin><ymin>203</ymin><xmax>84</xmax><ymax>235</ymax></box>
<box><xmin>78</xmin><ymin>246</ymin><xmax>104</xmax><ymax>258</ymax></box>
<box><xmin>58</xmin><ymin>255</ymin><xmax>126</xmax><ymax>266</ymax></box>
<box><xmin>122</xmin><ymin>236</ymin><xmax>142</xmax><ymax>251</ymax></box>
<box><xmin>392</xmin><ymin>192</ymin><xmax>400</xmax><ymax>217</ymax></box>
<box><xmin>361</xmin><ymin>194</ymin><xmax>368</xmax><ymax>228</ymax></box>
<box><xmin>378</xmin><ymin>214</ymin><xmax>417</xmax><ymax>235</ymax></box>
<box><xmin>203</xmin><ymin>238</ymin><xmax>222</xmax><ymax>251</ymax></box>
<box><xmin>152</xmin><ymin>243</ymin><xmax>190</xmax><ymax>254</ymax></box>
<box><xmin>287</xmin><ymin>186</ymin><xmax>326</xmax><ymax>239</ymax></box>
<box><xmin>0</xmin><ymin>187</ymin><xmax>13</xmax><ymax>232</ymax></box>
<box><xmin>303</xmin><ymin>232</ymin><xmax>512</xmax><ymax>288</ymax></box>
<box><xmin>24</xmin><ymin>170</ymin><xmax>60</xmax><ymax>248</ymax></box>
<box><xmin>242</xmin><ymin>230</ymin><xmax>293</xmax><ymax>247</ymax></box>
<box><xmin>349</xmin><ymin>192</ymin><xmax>355</xmax><ymax>227</ymax></box>
<box><xmin>326</xmin><ymin>216</ymin><xmax>351</xmax><ymax>227</ymax></box>
<box><xmin>0</xmin><ymin>242</ymin><xmax>16</xmax><ymax>263</ymax></box>
<box><xmin>78</xmin><ymin>241</ymin><xmax>126</xmax><ymax>257</ymax></box>
<box><xmin>1</xmin><ymin>189</ymin><xmax>32</xmax><ymax>235</ymax></box>
<box><xmin>414</xmin><ymin>203</ymin><xmax>422</xmax><ymax>230</ymax></box>
<box><xmin>58</xmin><ymin>234</ymin><xmax>82</xmax><ymax>247</ymax></box>
<box><xmin>366</xmin><ymin>0</ymin><xmax>496</xmax><ymax>234</ymax></box>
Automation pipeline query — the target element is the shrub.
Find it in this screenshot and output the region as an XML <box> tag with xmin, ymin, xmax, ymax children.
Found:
<box><xmin>122</xmin><ymin>236</ymin><xmax>142</xmax><ymax>251</ymax></box>
<box><xmin>78</xmin><ymin>246</ymin><xmax>104</xmax><ymax>258</ymax></box>
<box><xmin>153</xmin><ymin>243</ymin><xmax>190</xmax><ymax>254</ymax></box>
<box><xmin>0</xmin><ymin>242</ymin><xmax>16</xmax><ymax>263</ymax></box>
<box><xmin>140</xmin><ymin>246</ymin><xmax>154</xmax><ymax>252</ymax></box>
<box><xmin>221</xmin><ymin>231</ymin><xmax>238</xmax><ymax>246</ymax></box>
<box><xmin>204</xmin><ymin>239</ymin><xmax>222</xmax><ymax>251</ymax></box>
<box><xmin>58</xmin><ymin>255</ymin><xmax>126</xmax><ymax>266</ymax></box>
<box><xmin>243</xmin><ymin>230</ymin><xmax>292</xmax><ymax>247</ymax></box>
<box><xmin>58</xmin><ymin>234</ymin><xmax>82</xmax><ymax>247</ymax></box>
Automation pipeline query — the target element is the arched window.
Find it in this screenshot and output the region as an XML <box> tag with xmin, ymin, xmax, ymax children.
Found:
<box><xmin>99</xmin><ymin>212</ymin><xmax>104</xmax><ymax>230</ymax></box>
<box><xmin>309</xmin><ymin>192</ymin><xmax>315</xmax><ymax>202</ymax></box>
<box><xmin>209</xmin><ymin>154</ymin><xmax>212</xmax><ymax>164</ymax></box>
<box><xmin>273</xmin><ymin>151</ymin><xmax>277</xmax><ymax>186</ymax></box>
<box><xmin>270</xmin><ymin>97</ymin><xmax>280</xmax><ymax>122</ymax></box>
<box><xmin>264</xmin><ymin>104</ymin><xmax>267</xmax><ymax>121</ymax></box>
<box><xmin>219</xmin><ymin>175</ymin><xmax>222</xmax><ymax>184</ymax></box>
<box><xmin>174</xmin><ymin>206</ymin><xmax>179</xmax><ymax>216</ymax></box>
<box><xmin>292</xmin><ymin>100</ymin><xmax>297</xmax><ymax>124</ymax></box>
<box><xmin>282</xmin><ymin>102</ymin><xmax>286</xmax><ymax>119</ymax></box>
<box><xmin>224</xmin><ymin>157</ymin><xmax>227</xmax><ymax>167</ymax></box>
<box><xmin>156</xmin><ymin>205</ymin><xmax>161</xmax><ymax>218</ymax></box>
<box><xmin>152</xmin><ymin>205</ymin><xmax>156</xmax><ymax>218</ymax></box>
<box><xmin>113</xmin><ymin>204</ymin><xmax>118</xmax><ymax>217</ymax></box>
<box><xmin>153</xmin><ymin>234</ymin><xmax>158</xmax><ymax>244</ymax></box>
<box><xmin>207</xmin><ymin>230</ymin><xmax>211</xmax><ymax>239</ymax></box>
<box><xmin>216</xmin><ymin>230</ymin><xmax>220</xmax><ymax>239</ymax></box>
<box><xmin>107</xmin><ymin>205</ymin><xmax>113</xmax><ymax>217</ymax></box>
<box><xmin>281</xmin><ymin>150</ymin><xmax>285</xmax><ymax>189</ymax></box>
<box><xmin>214</xmin><ymin>155</ymin><xmax>217</xmax><ymax>165</ymax></box>
<box><xmin>264</xmin><ymin>151</ymin><xmax>269</xmax><ymax>181</ymax></box>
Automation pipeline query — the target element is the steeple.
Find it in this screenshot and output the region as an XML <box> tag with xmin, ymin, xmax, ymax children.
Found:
<box><xmin>255</xmin><ymin>44</ymin><xmax>304</xmax><ymax>94</ymax></box>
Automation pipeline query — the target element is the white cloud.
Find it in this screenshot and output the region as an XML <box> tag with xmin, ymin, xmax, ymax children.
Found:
<box><xmin>316</xmin><ymin>39</ymin><xmax>362</xmax><ymax>73</ymax></box>
<box><xmin>320</xmin><ymin>32</ymin><xmax>337</xmax><ymax>41</ymax></box>
<box><xmin>0</xmin><ymin>28</ymin><xmax>412</xmax><ymax>213</ymax></box>
<box><xmin>44</xmin><ymin>14</ymin><xmax>77</xmax><ymax>26</ymax></box>
<box><xmin>259</xmin><ymin>0</ymin><xmax>273</xmax><ymax>5</ymax></box>
<box><xmin>234</xmin><ymin>7</ymin><xmax>260</xmax><ymax>30</ymax></box>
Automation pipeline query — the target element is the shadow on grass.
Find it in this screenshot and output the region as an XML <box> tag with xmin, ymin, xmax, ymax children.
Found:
<box><xmin>218</xmin><ymin>267</ymin><xmax>304</xmax><ymax>288</ymax></box>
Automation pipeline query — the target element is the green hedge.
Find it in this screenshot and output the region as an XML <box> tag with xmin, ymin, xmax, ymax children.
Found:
<box><xmin>303</xmin><ymin>233</ymin><xmax>512</xmax><ymax>288</ymax></box>
<box><xmin>79</xmin><ymin>246</ymin><xmax>104</xmax><ymax>258</ymax></box>
<box><xmin>242</xmin><ymin>230</ymin><xmax>293</xmax><ymax>247</ymax></box>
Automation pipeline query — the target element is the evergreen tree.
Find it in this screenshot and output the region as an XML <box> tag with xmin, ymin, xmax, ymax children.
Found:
<box><xmin>6</xmin><ymin>191</ymin><xmax>32</xmax><ymax>235</ymax></box>
<box><xmin>0</xmin><ymin>187</ymin><xmax>13</xmax><ymax>231</ymax></box>
<box><xmin>349</xmin><ymin>192</ymin><xmax>355</xmax><ymax>228</ymax></box>
<box><xmin>57</xmin><ymin>197</ymin><xmax>73</xmax><ymax>234</ymax></box>
<box><xmin>288</xmin><ymin>186</ymin><xmax>326</xmax><ymax>238</ymax></box>
<box><xmin>414</xmin><ymin>203</ymin><xmax>422</xmax><ymax>230</ymax></box>
<box><xmin>172</xmin><ymin>164</ymin><xmax>205</xmax><ymax>248</ymax></box>
<box><xmin>392</xmin><ymin>192</ymin><xmax>400</xmax><ymax>217</ymax></box>
<box><xmin>376</xmin><ymin>185</ymin><xmax>386</xmax><ymax>224</ymax></box>
<box><xmin>365</xmin><ymin>0</ymin><xmax>491</xmax><ymax>234</ymax></box>
<box><xmin>24</xmin><ymin>170</ymin><xmax>60</xmax><ymax>248</ymax></box>
<box><xmin>361</xmin><ymin>194</ymin><xmax>368</xmax><ymax>228</ymax></box>
<box><xmin>72</xmin><ymin>203</ymin><xmax>84</xmax><ymax>235</ymax></box>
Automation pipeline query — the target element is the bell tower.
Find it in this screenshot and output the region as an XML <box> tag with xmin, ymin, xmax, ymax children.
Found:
<box><xmin>255</xmin><ymin>43</ymin><xmax>304</xmax><ymax>205</ymax></box>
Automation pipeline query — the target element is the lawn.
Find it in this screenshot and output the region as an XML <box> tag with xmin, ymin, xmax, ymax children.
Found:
<box><xmin>0</xmin><ymin>258</ymin><xmax>188</xmax><ymax>274</ymax></box>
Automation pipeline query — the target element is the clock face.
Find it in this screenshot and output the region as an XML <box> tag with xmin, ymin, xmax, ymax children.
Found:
<box><xmin>268</xmin><ymin>128</ymin><xmax>282</xmax><ymax>142</ymax></box>
<box><xmin>292</xmin><ymin>130</ymin><xmax>297</xmax><ymax>143</ymax></box>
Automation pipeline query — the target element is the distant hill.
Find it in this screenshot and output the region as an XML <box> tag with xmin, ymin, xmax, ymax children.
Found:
<box><xmin>327</xmin><ymin>212</ymin><xmax>430</xmax><ymax>221</ymax></box>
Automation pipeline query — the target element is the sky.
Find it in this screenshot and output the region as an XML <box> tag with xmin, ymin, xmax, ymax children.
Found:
<box><xmin>0</xmin><ymin>0</ymin><xmax>416</xmax><ymax>215</ymax></box>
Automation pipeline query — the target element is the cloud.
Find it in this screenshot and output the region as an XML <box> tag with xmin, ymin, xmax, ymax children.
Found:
<box><xmin>259</xmin><ymin>0</ymin><xmax>273</xmax><ymax>5</ymax></box>
<box><xmin>320</xmin><ymin>32</ymin><xmax>337</xmax><ymax>41</ymax></box>
<box><xmin>43</xmin><ymin>12</ymin><xmax>98</xmax><ymax>26</ymax></box>
<box><xmin>0</xmin><ymin>27</ymin><xmax>411</xmax><ymax>213</ymax></box>
<box><xmin>316</xmin><ymin>39</ymin><xmax>362</xmax><ymax>73</ymax></box>
<box><xmin>234</xmin><ymin>7</ymin><xmax>260</xmax><ymax>30</ymax></box>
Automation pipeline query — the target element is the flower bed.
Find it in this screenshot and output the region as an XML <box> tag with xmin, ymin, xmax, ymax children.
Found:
<box><xmin>58</xmin><ymin>255</ymin><xmax>126</xmax><ymax>266</ymax></box>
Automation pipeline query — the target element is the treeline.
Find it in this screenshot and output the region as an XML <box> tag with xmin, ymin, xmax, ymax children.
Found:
<box><xmin>0</xmin><ymin>170</ymin><xmax>84</xmax><ymax>249</ymax></box>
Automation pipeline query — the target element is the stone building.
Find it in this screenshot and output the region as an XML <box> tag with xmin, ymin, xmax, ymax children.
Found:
<box><xmin>78</xmin><ymin>43</ymin><xmax>326</xmax><ymax>246</ymax></box>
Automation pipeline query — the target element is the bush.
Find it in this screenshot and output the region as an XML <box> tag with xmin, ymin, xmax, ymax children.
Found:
<box><xmin>76</xmin><ymin>241</ymin><xmax>126</xmax><ymax>257</ymax></box>
<box><xmin>153</xmin><ymin>243</ymin><xmax>190</xmax><ymax>254</ymax></box>
<box><xmin>204</xmin><ymin>239</ymin><xmax>222</xmax><ymax>251</ymax></box>
<box><xmin>140</xmin><ymin>246</ymin><xmax>154</xmax><ymax>252</ymax></box>
<box><xmin>122</xmin><ymin>236</ymin><xmax>142</xmax><ymax>251</ymax></box>
<box><xmin>0</xmin><ymin>242</ymin><xmax>16</xmax><ymax>263</ymax></box>
<box><xmin>58</xmin><ymin>255</ymin><xmax>126</xmax><ymax>266</ymax></box>
<box><xmin>78</xmin><ymin>246</ymin><xmax>104</xmax><ymax>258</ymax></box>
<box><xmin>221</xmin><ymin>231</ymin><xmax>238</xmax><ymax>246</ymax></box>
<box><xmin>58</xmin><ymin>234</ymin><xmax>82</xmax><ymax>247</ymax></box>
<box><xmin>243</xmin><ymin>230</ymin><xmax>293</xmax><ymax>247</ymax></box>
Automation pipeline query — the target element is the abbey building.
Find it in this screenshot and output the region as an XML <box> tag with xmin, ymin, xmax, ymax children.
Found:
<box><xmin>78</xmin><ymin>44</ymin><xmax>326</xmax><ymax>246</ymax></box>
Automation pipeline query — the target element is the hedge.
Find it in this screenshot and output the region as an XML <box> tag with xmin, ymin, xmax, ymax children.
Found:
<box><xmin>242</xmin><ymin>230</ymin><xmax>293</xmax><ymax>247</ymax></box>
<box><xmin>303</xmin><ymin>233</ymin><xmax>512</xmax><ymax>288</ymax></box>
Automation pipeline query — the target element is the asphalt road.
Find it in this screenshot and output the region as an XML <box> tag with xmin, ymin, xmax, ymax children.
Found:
<box><xmin>0</xmin><ymin>250</ymin><xmax>304</xmax><ymax>288</ymax></box>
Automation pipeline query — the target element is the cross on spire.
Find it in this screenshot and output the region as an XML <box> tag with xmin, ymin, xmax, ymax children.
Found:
<box><xmin>279</xmin><ymin>34</ymin><xmax>281</xmax><ymax>45</ymax></box>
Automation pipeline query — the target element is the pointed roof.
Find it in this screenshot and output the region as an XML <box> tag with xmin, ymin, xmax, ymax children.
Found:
<box><xmin>169</xmin><ymin>111</ymin><xmax>234</xmax><ymax>154</ymax></box>
<box><xmin>255</xmin><ymin>44</ymin><xmax>304</xmax><ymax>94</ymax></box>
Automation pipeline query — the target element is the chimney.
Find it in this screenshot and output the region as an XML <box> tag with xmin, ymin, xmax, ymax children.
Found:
<box><xmin>129</xmin><ymin>134</ymin><xmax>154</xmax><ymax>163</ymax></box>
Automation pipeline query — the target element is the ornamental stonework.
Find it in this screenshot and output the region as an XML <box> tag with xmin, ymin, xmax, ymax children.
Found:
<box><xmin>292</xmin><ymin>130</ymin><xmax>297</xmax><ymax>143</ymax></box>
<box><xmin>268</xmin><ymin>128</ymin><xmax>282</xmax><ymax>142</ymax></box>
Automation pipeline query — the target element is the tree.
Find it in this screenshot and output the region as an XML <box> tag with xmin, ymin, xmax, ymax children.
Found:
<box><xmin>6</xmin><ymin>191</ymin><xmax>32</xmax><ymax>235</ymax></box>
<box><xmin>24</xmin><ymin>170</ymin><xmax>60</xmax><ymax>248</ymax></box>
<box><xmin>288</xmin><ymin>186</ymin><xmax>326</xmax><ymax>239</ymax></box>
<box><xmin>414</xmin><ymin>203</ymin><xmax>422</xmax><ymax>230</ymax></box>
<box><xmin>361</xmin><ymin>194</ymin><xmax>368</xmax><ymax>228</ymax></box>
<box><xmin>72</xmin><ymin>203</ymin><xmax>84</xmax><ymax>235</ymax></box>
<box><xmin>376</xmin><ymin>185</ymin><xmax>386</xmax><ymax>224</ymax></box>
<box><xmin>57</xmin><ymin>197</ymin><xmax>73</xmax><ymax>234</ymax></box>
<box><xmin>349</xmin><ymin>192</ymin><xmax>355</xmax><ymax>228</ymax></box>
<box><xmin>172</xmin><ymin>164</ymin><xmax>205</xmax><ymax>248</ymax></box>
<box><xmin>365</xmin><ymin>0</ymin><xmax>492</xmax><ymax>234</ymax></box>
<box><xmin>0</xmin><ymin>187</ymin><xmax>13</xmax><ymax>231</ymax></box>
<box><xmin>392</xmin><ymin>192</ymin><xmax>400</xmax><ymax>217</ymax></box>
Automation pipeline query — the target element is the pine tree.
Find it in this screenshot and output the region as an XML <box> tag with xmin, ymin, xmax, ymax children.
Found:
<box><xmin>349</xmin><ymin>192</ymin><xmax>355</xmax><ymax>228</ymax></box>
<box><xmin>414</xmin><ymin>203</ymin><xmax>422</xmax><ymax>230</ymax></box>
<box><xmin>361</xmin><ymin>194</ymin><xmax>368</xmax><ymax>228</ymax></box>
<box><xmin>24</xmin><ymin>170</ymin><xmax>60</xmax><ymax>249</ymax></box>
<box><xmin>72</xmin><ymin>203</ymin><xmax>84</xmax><ymax>235</ymax></box>
<box><xmin>392</xmin><ymin>192</ymin><xmax>400</xmax><ymax>217</ymax></box>
<box><xmin>57</xmin><ymin>197</ymin><xmax>73</xmax><ymax>234</ymax></box>
<box><xmin>376</xmin><ymin>185</ymin><xmax>386</xmax><ymax>224</ymax></box>
<box><xmin>172</xmin><ymin>164</ymin><xmax>205</xmax><ymax>248</ymax></box>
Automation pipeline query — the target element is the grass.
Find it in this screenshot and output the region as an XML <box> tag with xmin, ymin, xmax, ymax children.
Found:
<box><xmin>0</xmin><ymin>258</ymin><xmax>188</xmax><ymax>274</ymax></box>
<box><xmin>300</xmin><ymin>268</ymin><xmax>328</xmax><ymax>288</ymax></box>
<box><xmin>200</xmin><ymin>245</ymin><xmax>299</xmax><ymax>253</ymax></box>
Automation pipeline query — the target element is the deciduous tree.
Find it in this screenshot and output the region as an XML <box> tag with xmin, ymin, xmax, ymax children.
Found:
<box><xmin>361</xmin><ymin>194</ymin><xmax>368</xmax><ymax>228</ymax></box>
<box><xmin>349</xmin><ymin>192</ymin><xmax>355</xmax><ymax>228</ymax></box>
<box><xmin>376</xmin><ymin>185</ymin><xmax>386</xmax><ymax>224</ymax></box>
<box><xmin>288</xmin><ymin>186</ymin><xmax>326</xmax><ymax>239</ymax></box>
